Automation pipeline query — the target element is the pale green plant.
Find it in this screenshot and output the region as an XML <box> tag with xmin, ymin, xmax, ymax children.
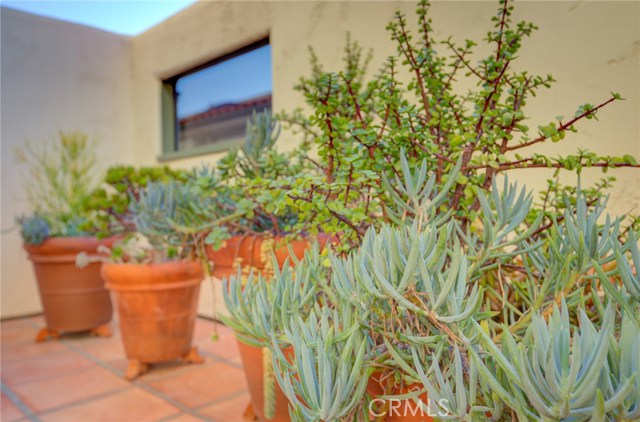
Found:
<box><xmin>472</xmin><ymin>302</ymin><xmax>640</xmax><ymax>421</ymax></box>
<box><xmin>129</xmin><ymin>180</ymin><xmax>242</xmax><ymax>261</ymax></box>
<box><xmin>223</xmin><ymin>172</ymin><xmax>640</xmax><ymax>421</ymax></box>
<box><xmin>615</xmin><ymin>233</ymin><xmax>640</xmax><ymax>303</ymax></box>
<box><xmin>15</xmin><ymin>131</ymin><xmax>97</xmax><ymax>241</ymax></box>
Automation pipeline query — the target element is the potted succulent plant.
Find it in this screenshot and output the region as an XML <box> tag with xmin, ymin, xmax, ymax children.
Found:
<box><xmin>221</xmin><ymin>247</ymin><xmax>326</xmax><ymax>422</ymax></box>
<box><xmin>226</xmin><ymin>186</ymin><xmax>640</xmax><ymax>421</ymax></box>
<box><xmin>94</xmin><ymin>178</ymin><xmax>241</xmax><ymax>380</ymax></box>
<box><xmin>16</xmin><ymin>131</ymin><xmax>116</xmax><ymax>341</ymax></box>
<box><xmin>206</xmin><ymin>111</ymin><xmax>332</xmax><ymax>419</ymax></box>
<box><xmin>221</xmin><ymin>0</ymin><xmax>640</xmax><ymax>420</ymax></box>
<box><xmin>206</xmin><ymin>110</ymin><xmax>322</xmax><ymax>278</ymax></box>
<box><xmin>80</xmin><ymin>164</ymin><xmax>188</xmax><ymax>238</ymax></box>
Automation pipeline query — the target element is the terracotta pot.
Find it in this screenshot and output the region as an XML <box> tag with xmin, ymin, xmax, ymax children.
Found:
<box><xmin>24</xmin><ymin>236</ymin><xmax>116</xmax><ymax>339</ymax></box>
<box><xmin>207</xmin><ymin>234</ymin><xmax>329</xmax><ymax>279</ymax></box>
<box><xmin>237</xmin><ymin>339</ymin><xmax>291</xmax><ymax>422</ymax></box>
<box><xmin>367</xmin><ymin>371</ymin><xmax>434</xmax><ymax>422</ymax></box>
<box><xmin>102</xmin><ymin>260</ymin><xmax>204</xmax><ymax>379</ymax></box>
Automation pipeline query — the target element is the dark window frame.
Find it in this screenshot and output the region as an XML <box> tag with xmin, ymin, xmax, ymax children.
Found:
<box><xmin>160</xmin><ymin>38</ymin><xmax>270</xmax><ymax>161</ymax></box>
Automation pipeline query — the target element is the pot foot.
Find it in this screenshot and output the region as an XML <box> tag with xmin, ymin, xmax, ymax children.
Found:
<box><xmin>243</xmin><ymin>402</ymin><xmax>257</xmax><ymax>421</ymax></box>
<box><xmin>35</xmin><ymin>327</ymin><xmax>60</xmax><ymax>342</ymax></box>
<box><xmin>181</xmin><ymin>346</ymin><xmax>205</xmax><ymax>364</ymax></box>
<box><xmin>89</xmin><ymin>324</ymin><xmax>112</xmax><ymax>338</ymax></box>
<box><xmin>125</xmin><ymin>360</ymin><xmax>150</xmax><ymax>380</ymax></box>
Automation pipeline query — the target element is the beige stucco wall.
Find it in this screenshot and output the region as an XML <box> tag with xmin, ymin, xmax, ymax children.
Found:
<box><xmin>0</xmin><ymin>8</ymin><xmax>135</xmax><ymax>318</ymax></box>
<box><xmin>131</xmin><ymin>0</ymin><xmax>639</xmax><ymax>319</ymax></box>
<box><xmin>132</xmin><ymin>0</ymin><xmax>639</xmax><ymax>202</ymax></box>
<box><xmin>1</xmin><ymin>1</ymin><xmax>638</xmax><ymax>319</ymax></box>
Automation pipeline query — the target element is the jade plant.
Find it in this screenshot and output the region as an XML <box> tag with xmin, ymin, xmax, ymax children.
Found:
<box><xmin>223</xmin><ymin>174</ymin><xmax>640</xmax><ymax>421</ymax></box>
<box><xmin>15</xmin><ymin>131</ymin><xmax>97</xmax><ymax>244</ymax></box>
<box><xmin>80</xmin><ymin>165</ymin><xmax>189</xmax><ymax>238</ymax></box>
<box><xmin>218</xmin><ymin>1</ymin><xmax>639</xmax><ymax>420</ymax></box>
<box><xmin>214</xmin><ymin>109</ymin><xmax>314</xmax><ymax>238</ymax></box>
<box><xmin>78</xmin><ymin>175</ymin><xmax>243</xmax><ymax>267</ymax></box>
<box><xmin>125</xmin><ymin>177</ymin><xmax>244</xmax><ymax>263</ymax></box>
<box><xmin>280</xmin><ymin>0</ymin><xmax>640</xmax><ymax>250</ymax></box>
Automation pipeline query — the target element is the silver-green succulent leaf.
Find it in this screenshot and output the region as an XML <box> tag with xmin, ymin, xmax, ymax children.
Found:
<box><xmin>273</xmin><ymin>307</ymin><xmax>371</xmax><ymax>422</ymax></box>
<box><xmin>615</xmin><ymin>231</ymin><xmax>640</xmax><ymax>303</ymax></box>
<box><xmin>473</xmin><ymin>300</ymin><xmax>638</xmax><ymax>421</ymax></box>
<box><xmin>221</xmin><ymin>242</ymin><xmax>326</xmax><ymax>346</ymax></box>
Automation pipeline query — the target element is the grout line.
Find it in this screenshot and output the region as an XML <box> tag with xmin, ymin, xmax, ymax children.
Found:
<box><xmin>3</xmin><ymin>321</ymin><xmax>138</xmax><ymax>417</ymax></box>
<box><xmin>154</xmin><ymin>411</ymin><xmax>183</xmax><ymax>422</ymax></box>
<box><xmin>197</xmin><ymin>348</ymin><xmax>243</xmax><ymax>370</ymax></box>
<box><xmin>1</xmin><ymin>351</ymin><xmax>95</xmax><ymax>388</ymax></box>
<box><xmin>157</xmin><ymin>410</ymin><xmax>209</xmax><ymax>422</ymax></box>
<box><xmin>193</xmin><ymin>388</ymin><xmax>249</xmax><ymax>411</ymax></box>
<box><xmin>1</xmin><ymin>381</ymin><xmax>41</xmax><ymax>422</ymax></box>
<box><xmin>3</xmin><ymin>317</ymin><xmax>241</xmax><ymax>421</ymax></box>
<box><xmin>63</xmin><ymin>340</ymin><xmax>214</xmax><ymax>421</ymax></box>
<box><xmin>35</xmin><ymin>385</ymin><xmax>135</xmax><ymax>417</ymax></box>
<box><xmin>132</xmin><ymin>380</ymin><xmax>213</xmax><ymax>421</ymax></box>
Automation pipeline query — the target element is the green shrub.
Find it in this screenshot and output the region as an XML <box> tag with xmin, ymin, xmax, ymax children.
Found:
<box><xmin>281</xmin><ymin>0</ymin><xmax>639</xmax><ymax>250</ymax></box>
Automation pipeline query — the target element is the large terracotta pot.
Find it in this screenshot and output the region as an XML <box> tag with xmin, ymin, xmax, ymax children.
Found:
<box><xmin>24</xmin><ymin>236</ymin><xmax>116</xmax><ymax>341</ymax></box>
<box><xmin>367</xmin><ymin>372</ymin><xmax>434</xmax><ymax>421</ymax></box>
<box><xmin>237</xmin><ymin>340</ymin><xmax>291</xmax><ymax>422</ymax></box>
<box><xmin>207</xmin><ymin>234</ymin><xmax>330</xmax><ymax>279</ymax></box>
<box><xmin>102</xmin><ymin>260</ymin><xmax>204</xmax><ymax>380</ymax></box>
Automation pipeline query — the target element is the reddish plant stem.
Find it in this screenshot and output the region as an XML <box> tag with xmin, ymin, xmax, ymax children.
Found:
<box><xmin>344</xmin><ymin>76</ymin><xmax>367</xmax><ymax>128</ymax></box>
<box><xmin>505</xmin><ymin>96</ymin><xmax>618</xmax><ymax>152</ymax></box>
<box><xmin>445</xmin><ymin>41</ymin><xmax>487</xmax><ymax>82</ymax></box>
<box><xmin>464</xmin><ymin>160</ymin><xmax>639</xmax><ymax>172</ymax></box>
<box><xmin>394</xmin><ymin>16</ymin><xmax>435</xmax><ymax>138</ymax></box>
<box><xmin>320</xmin><ymin>74</ymin><xmax>336</xmax><ymax>183</ymax></box>
<box><xmin>450</xmin><ymin>59</ymin><xmax>511</xmax><ymax>212</ymax></box>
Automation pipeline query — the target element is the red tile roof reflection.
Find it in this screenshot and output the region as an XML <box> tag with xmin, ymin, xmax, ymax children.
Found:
<box><xmin>179</xmin><ymin>94</ymin><xmax>272</xmax><ymax>125</ymax></box>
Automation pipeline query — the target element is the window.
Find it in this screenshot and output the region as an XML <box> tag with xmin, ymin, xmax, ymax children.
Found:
<box><xmin>161</xmin><ymin>40</ymin><xmax>272</xmax><ymax>159</ymax></box>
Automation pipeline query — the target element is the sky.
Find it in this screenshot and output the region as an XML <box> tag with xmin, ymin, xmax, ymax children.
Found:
<box><xmin>0</xmin><ymin>0</ymin><xmax>197</xmax><ymax>36</ymax></box>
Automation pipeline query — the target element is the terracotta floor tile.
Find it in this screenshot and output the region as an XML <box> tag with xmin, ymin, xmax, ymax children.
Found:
<box><xmin>1</xmin><ymin>337</ymin><xmax>68</xmax><ymax>363</ymax></box>
<box><xmin>164</xmin><ymin>412</ymin><xmax>207</xmax><ymax>422</ymax></box>
<box><xmin>11</xmin><ymin>365</ymin><xmax>130</xmax><ymax>413</ymax></box>
<box><xmin>102</xmin><ymin>357</ymin><xmax>130</xmax><ymax>378</ymax></box>
<box><xmin>138</xmin><ymin>359</ymin><xmax>210</xmax><ymax>384</ymax></box>
<box><xmin>66</xmin><ymin>331</ymin><xmax>125</xmax><ymax>362</ymax></box>
<box><xmin>199</xmin><ymin>391</ymin><xmax>251</xmax><ymax>422</ymax></box>
<box><xmin>1</xmin><ymin>317</ymin><xmax>252</xmax><ymax>420</ymax></box>
<box><xmin>39</xmin><ymin>388</ymin><xmax>180</xmax><ymax>422</ymax></box>
<box><xmin>192</xmin><ymin>319</ymin><xmax>217</xmax><ymax>341</ymax></box>
<box><xmin>213</xmin><ymin>323</ymin><xmax>234</xmax><ymax>337</ymax></box>
<box><xmin>196</xmin><ymin>330</ymin><xmax>240</xmax><ymax>361</ymax></box>
<box><xmin>1</xmin><ymin>318</ymin><xmax>34</xmax><ymax>331</ymax></box>
<box><xmin>0</xmin><ymin>320</ymin><xmax>39</xmax><ymax>344</ymax></box>
<box><xmin>1</xmin><ymin>393</ymin><xmax>26</xmax><ymax>422</ymax></box>
<box><xmin>23</xmin><ymin>314</ymin><xmax>45</xmax><ymax>327</ymax></box>
<box><xmin>1</xmin><ymin>350</ymin><xmax>95</xmax><ymax>386</ymax></box>
<box><xmin>148</xmin><ymin>362</ymin><xmax>247</xmax><ymax>408</ymax></box>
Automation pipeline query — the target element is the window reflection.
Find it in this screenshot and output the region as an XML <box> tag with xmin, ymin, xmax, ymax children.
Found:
<box><xmin>173</xmin><ymin>43</ymin><xmax>272</xmax><ymax>151</ymax></box>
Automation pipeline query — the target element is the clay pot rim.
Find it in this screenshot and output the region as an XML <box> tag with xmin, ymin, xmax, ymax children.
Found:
<box><xmin>224</xmin><ymin>232</ymin><xmax>330</xmax><ymax>240</ymax></box>
<box><xmin>101</xmin><ymin>259</ymin><xmax>202</xmax><ymax>269</ymax></box>
<box><xmin>102</xmin><ymin>259</ymin><xmax>204</xmax><ymax>286</ymax></box>
<box><xmin>24</xmin><ymin>235</ymin><xmax>121</xmax><ymax>256</ymax></box>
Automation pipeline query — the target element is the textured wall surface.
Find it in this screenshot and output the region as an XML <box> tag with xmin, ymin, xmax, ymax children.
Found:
<box><xmin>1</xmin><ymin>8</ymin><xmax>135</xmax><ymax>318</ymax></box>
<box><xmin>131</xmin><ymin>0</ymin><xmax>639</xmax><ymax>207</ymax></box>
<box><xmin>2</xmin><ymin>1</ymin><xmax>638</xmax><ymax>318</ymax></box>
